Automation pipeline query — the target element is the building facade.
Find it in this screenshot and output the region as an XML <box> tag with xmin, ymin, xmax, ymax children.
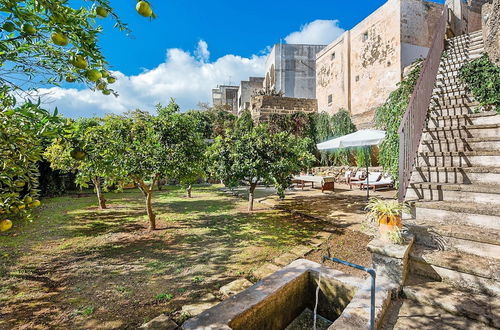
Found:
<box><xmin>212</xmin><ymin>85</ymin><xmax>239</xmax><ymax>114</ymax></box>
<box><xmin>316</xmin><ymin>0</ymin><xmax>444</xmax><ymax>128</ymax></box>
<box><xmin>237</xmin><ymin>77</ymin><xmax>265</xmax><ymax>115</ymax></box>
<box><xmin>264</xmin><ymin>44</ymin><xmax>326</xmax><ymax>99</ymax></box>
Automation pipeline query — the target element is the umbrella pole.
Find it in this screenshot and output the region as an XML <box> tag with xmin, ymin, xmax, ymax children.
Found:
<box><xmin>366</xmin><ymin>147</ymin><xmax>369</xmax><ymax>200</ymax></box>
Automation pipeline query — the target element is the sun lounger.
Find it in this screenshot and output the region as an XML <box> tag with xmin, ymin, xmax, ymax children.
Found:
<box><xmin>292</xmin><ymin>175</ymin><xmax>335</xmax><ymax>192</ymax></box>
<box><xmin>361</xmin><ymin>174</ymin><xmax>394</xmax><ymax>191</ymax></box>
<box><xmin>351</xmin><ymin>172</ymin><xmax>382</xmax><ymax>189</ymax></box>
<box><xmin>349</xmin><ymin>170</ymin><xmax>367</xmax><ymax>189</ymax></box>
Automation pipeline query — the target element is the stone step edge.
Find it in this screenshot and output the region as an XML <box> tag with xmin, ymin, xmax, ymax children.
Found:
<box><xmin>413</xmin><ymin>200</ymin><xmax>500</xmax><ymax>218</ymax></box>
<box><xmin>414</xmin><ymin>166</ymin><xmax>500</xmax><ymax>174</ymax></box>
<box><xmin>418</xmin><ymin>150</ymin><xmax>500</xmax><ymax>156</ymax></box>
<box><xmin>409</xmin><ymin>182</ymin><xmax>500</xmax><ymax>194</ymax></box>
<box><xmin>424</xmin><ymin>123</ymin><xmax>500</xmax><ymax>132</ymax></box>
<box><xmin>429</xmin><ymin>110</ymin><xmax>498</xmax><ymax>120</ymax></box>
<box><xmin>405</xmin><ymin>221</ymin><xmax>500</xmax><ymax>246</ymax></box>
<box><xmin>409</xmin><ymin>245</ymin><xmax>498</xmax><ymax>281</ymax></box>
<box><xmin>421</xmin><ymin>136</ymin><xmax>500</xmax><ymax>143</ymax></box>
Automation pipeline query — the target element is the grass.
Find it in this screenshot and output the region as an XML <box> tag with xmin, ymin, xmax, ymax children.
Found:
<box><xmin>0</xmin><ymin>185</ymin><xmax>324</xmax><ymax>329</ymax></box>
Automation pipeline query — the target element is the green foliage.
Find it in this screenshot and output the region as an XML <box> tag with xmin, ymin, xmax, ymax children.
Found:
<box><xmin>154</xmin><ymin>292</ymin><xmax>174</xmax><ymax>301</ymax></box>
<box><xmin>44</xmin><ymin>117</ymin><xmax>126</xmax><ymax>208</ymax></box>
<box><xmin>365</xmin><ymin>198</ymin><xmax>410</xmax><ymax>222</ymax></box>
<box><xmin>356</xmin><ymin>146</ymin><xmax>372</xmax><ymax>168</ymax></box>
<box><xmin>313</xmin><ymin>109</ymin><xmax>356</xmax><ymax>166</ymax></box>
<box><xmin>375</xmin><ymin>61</ymin><xmax>422</xmax><ymax>185</ymax></box>
<box><xmin>459</xmin><ymin>54</ymin><xmax>500</xmax><ymax>113</ymax></box>
<box><xmin>0</xmin><ymin>88</ymin><xmax>64</xmax><ymax>227</ymax></box>
<box><xmin>207</xmin><ymin>124</ymin><xmax>315</xmax><ymax>210</ymax></box>
<box><xmin>0</xmin><ymin>0</ymin><xmax>128</xmax><ymax>93</ymax></box>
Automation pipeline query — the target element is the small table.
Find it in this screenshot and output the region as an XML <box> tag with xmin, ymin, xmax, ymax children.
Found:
<box><xmin>292</xmin><ymin>175</ymin><xmax>335</xmax><ymax>192</ymax></box>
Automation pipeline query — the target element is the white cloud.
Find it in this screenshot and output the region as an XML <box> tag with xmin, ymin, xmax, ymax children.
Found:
<box><xmin>285</xmin><ymin>19</ymin><xmax>345</xmax><ymax>45</ymax></box>
<box><xmin>37</xmin><ymin>19</ymin><xmax>345</xmax><ymax>118</ymax></box>
<box><xmin>37</xmin><ymin>42</ymin><xmax>266</xmax><ymax>118</ymax></box>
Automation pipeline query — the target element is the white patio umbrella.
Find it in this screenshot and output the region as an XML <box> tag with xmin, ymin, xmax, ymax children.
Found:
<box><xmin>317</xmin><ymin>129</ymin><xmax>386</xmax><ymax>199</ymax></box>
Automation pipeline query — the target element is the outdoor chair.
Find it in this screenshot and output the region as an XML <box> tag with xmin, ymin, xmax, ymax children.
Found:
<box><xmin>351</xmin><ymin>172</ymin><xmax>382</xmax><ymax>190</ymax></box>
<box><xmin>360</xmin><ymin>174</ymin><xmax>394</xmax><ymax>191</ymax></box>
<box><xmin>348</xmin><ymin>170</ymin><xmax>366</xmax><ymax>189</ymax></box>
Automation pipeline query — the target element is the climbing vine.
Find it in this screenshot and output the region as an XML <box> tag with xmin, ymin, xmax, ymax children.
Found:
<box><xmin>375</xmin><ymin>60</ymin><xmax>422</xmax><ymax>185</ymax></box>
<box><xmin>459</xmin><ymin>54</ymin><xmax>500</xmax><ymax>113</ymax></box>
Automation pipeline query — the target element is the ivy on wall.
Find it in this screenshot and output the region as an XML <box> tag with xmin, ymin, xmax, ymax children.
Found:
<box><xmin>268</xmin><ymin>109</ymin><xmax>357</xmax><ymax>166</ymax></box>
<box><xmin>375</xmin><ymin>60</ymin><xmax>422</xmax><ymax>185</ymax></box>
<box><xmin>459</xmin><ymin>54</ymin><xmax>500</xmax><ymax>113</ymax></box>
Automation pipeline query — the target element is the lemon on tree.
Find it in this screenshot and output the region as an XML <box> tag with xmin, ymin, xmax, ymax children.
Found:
<box><xmin>102</xmin><ymin>89</ymin><xmax>111</xmax><ymax>95</ymax></box>
<box><xmin>66</xmin><ymin>75</ymin><xmax>76</xmax><ymax>83</ymax></box>
<box><xmin>21</xmin><ymin>23</ymin><xmax>36</xmax><ymax>34</ymax></box>
<box><xmin>71</xmin><ymin>148</ymin><xmax>86</xmax><ymax>160</ymax></box>
<box><xmin>72</xmin><ymin>55</ymin><xmax>88</xmax><ymax>69</ymax></box>
<box><xmin>2</xmin><ymin>21</ymin><xmax>15</xmax><ymax>32</ymax></box>
<box><xmin>107</xmin><ymin>76</ymin><xmax>116</xmax><ymax>84</ymax></box>
<box><xmin>96</xmin><ymin>6</ymin><xmax>108</xmax><ymax>18</ymax></box>
<box><xmin>86</xmin><ymin>69</ymin><xmax>102</xmax><ymax>82</ymax></box>
<box><xmin>51</xmin><ymin>32</ymin><xmax>69</xmax><ymax>46</ymax></box>
<box><xmin>24</xmin><ymin>196</ymin><xmax>33</xmax><ymax>204</ymax></box>
<box><xmin>136</xmin><ymin>1</ymin><xmax>153</xmax><ymax>17</ymax></box>
<box><xmin>0</xmin><ymin>220</ymin><xmax>13</xmax><ymax>232</ymax></box>
<box><xmin>28</xmin><ymin>200</ymin><xmax>41</xmax><ymax>208</ymax></box>
<box><xmin>96</xmin><ymin>81</ymin><xmax>106</xmax><ymax>90</ymax></box>
<box><xmin>14</xmin><ymin>180</ymin><xmax>25</xmax><ymax>188</ymax></box>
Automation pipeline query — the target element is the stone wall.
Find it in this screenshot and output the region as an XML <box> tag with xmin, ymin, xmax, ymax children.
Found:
<box><xmin>238</xmin><ymin>77</ymin><xmax>264</xmax><ymax>115</ymax></box>
<box><xmin>250</xmin><ymin>95</ymin><xmax>317</xmax><ymax>123</ymax></box>
<box><xmin>482</xmin><ymin>0</ymin><xmax>500</xmax><ymax>64</ymax></box>
<box><xmin>264</xmin><ymin>44</ymin><xmax>326</xmax><ymax>100</ymax></box>
<box><xmin>212</xmin><ymin>85</ymin><xmax>239</xmax><ymax>114</ymax></box>
<box><xmin>316</xmin><ymin>0</ymin><xmax>444</xmax><ymax>129</ymax></box>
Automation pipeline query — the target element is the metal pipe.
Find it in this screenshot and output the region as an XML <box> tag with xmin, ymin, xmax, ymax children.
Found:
<box><xmin>322</xmin><ymin>256</ymin><xmax>376</xmax><ymax>330</ymax></box>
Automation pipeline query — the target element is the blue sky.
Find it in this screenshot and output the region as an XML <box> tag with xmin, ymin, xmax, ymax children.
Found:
<box><xmin>41</xmin><ymin>0</ymin><xmax>444</xmax><ymax>118</ymax></box>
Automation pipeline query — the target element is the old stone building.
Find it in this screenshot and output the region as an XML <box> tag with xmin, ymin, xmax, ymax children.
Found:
<box><xmin>212</xmin><ymin>85</ymin><xmax>239</xmax><ymax>114</ymax></box>
<box><xmin>237</xmin><ymin>77</ymin><xmax>265</xmax><ymax>115</ymax></box>
<box><xmin>264</xmin><ymin>44</ymin><xmax>326</xmax><ymax>99</ymax></box>
<box><xmin>250</xmin><ymin>95</ymin><xmax>317</xmax><ymax>123</ymax></box>
<box><xmin>316</xmin><ymin>0</ymin><xmax>445</xmax><ymax>128</ymax></box>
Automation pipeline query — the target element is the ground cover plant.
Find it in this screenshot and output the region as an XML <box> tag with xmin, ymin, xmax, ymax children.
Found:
<box><xmin>0</xmin><ymin>185</ymin><xmax>325</xmax><ymax>328</ymax></box>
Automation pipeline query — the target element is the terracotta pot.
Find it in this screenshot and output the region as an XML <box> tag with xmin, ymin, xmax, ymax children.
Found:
<box><xmin>378</xmin><ymin>215</ymin><xmax>401</xmax><ymax>241</ymax></box>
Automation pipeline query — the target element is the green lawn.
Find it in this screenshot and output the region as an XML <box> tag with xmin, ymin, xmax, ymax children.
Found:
<box><xmin>0</xmin><ymin>185</ymin><xmax>324</xmax><ymax>329</ymax></box>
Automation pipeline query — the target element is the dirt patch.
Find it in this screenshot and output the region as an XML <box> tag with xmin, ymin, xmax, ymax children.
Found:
<box><xmin>305</xmin><ymin>228</ymin><xmax>372</xmax><ymax>278</ymax></box>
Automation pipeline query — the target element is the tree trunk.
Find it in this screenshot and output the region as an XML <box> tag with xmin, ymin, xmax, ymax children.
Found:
<box><xmin>145</xmin><ymin>190</ymin><xmax>156</xmax><ymax>230</ymax></box>
<box><xmin>186</xmin><ymin>184</ymin><xmax>192</xmax><ymax>198</ymax></box>
<box><xmin>137</xmin><ymin>179</ymin><xmax>156</xmax><ymax>230</ymax></box>
<box><xmin>248</xmin><ymin>183</ymin><xmax>257</xmax><ymax>212</ymax></box>
<box><xmin>92</xmin><ymin>177</ymin><xmax>106</xmax><ymax>210</ymax></box>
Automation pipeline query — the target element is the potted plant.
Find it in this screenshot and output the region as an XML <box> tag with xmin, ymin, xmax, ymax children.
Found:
<box><xmin>365</xmin><ymin>198</ymin><xmax>409</xmax><ymax>242</ymax></box>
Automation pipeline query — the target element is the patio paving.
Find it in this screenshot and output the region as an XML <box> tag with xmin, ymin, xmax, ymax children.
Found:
<box><xmin>253</xmin><ymin>183</ymin><xmax>396</xmax><ymax>232</ymax></box>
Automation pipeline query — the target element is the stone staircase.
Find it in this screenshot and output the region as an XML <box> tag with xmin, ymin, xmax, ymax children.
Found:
<box><xmin>402</xmin><ymin>30</ymin><xmax>500</xmax><ymax>328</ymax></box>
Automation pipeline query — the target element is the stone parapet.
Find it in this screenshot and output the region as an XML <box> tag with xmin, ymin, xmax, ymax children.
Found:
<box><xmin>250</xmin><ymin>95</ymin><xmax>317</xmax><ymax>123</ymax></box>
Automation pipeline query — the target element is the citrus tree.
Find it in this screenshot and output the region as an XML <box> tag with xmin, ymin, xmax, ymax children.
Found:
<box><xmin>0</xmin><ymin>0</ymin><xmax>154</xmax><ymax>231</ymax></box>
<box><xmin>0</xmin><ymin>0</ymin><xmax>155</xmax><ymax>92</ymax></box>
<box><xmin>207</xmin><ymin>120</ymin><xmax>315</xmax><ymax>211</ymax></box>
<box><xmin>0</xmin><ymin>89</ymin><xmax>62</xmax><ymax>231</ymax></box>
<box><xmin>44</xmin><ymin>117</ymin><xmax>125</xmax><ymax>209</ymax></box>
<box><xmin>103</xmin><ymin>101</ymin><xmax>205</xmax><ymax>230</ymax></box>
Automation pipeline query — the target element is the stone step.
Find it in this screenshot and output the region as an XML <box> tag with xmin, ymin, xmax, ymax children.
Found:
<box><xmin>403</xmin><ymin>279</ymin><xmax>499</xmax><ymax>327</ymax></box>
<box><xmin>414</xmin><ymin>200</ymin><xmax>500</xmax><ymax>230</ymax></box>
<box><xmin>406</xmin><ymin>220</ymin><xmax>500</xmax><ymax>259</ymax></box>
<box><xmin>423</xmin><ymin>124</ymin><xmax>500</xmax><ymax>140</ymax></box>
<box><xmin>426</xmin><ymin>111</ymin><xmax>500</xmax><ymax>128</ymax></box>
<box><xmin>409</xmin><ymin>246</ymin><xmax>500</xmax><ymax>297</ymax></box>
<box><xmin>411</xmin><ymin>166</ymin><xmax>500</xmax><ymax>185</ymax></box>
<box><xmin>446</xmin><ymin>31</ymin><xmax>483</xmax><ymax>44</ymax></box>
<box><xmin>430</xmin><ymin>94</ymin><xmax>477</xmax><ymax>108</ymax></box>
<box><xmin>440</xmin><ymin>50</ymin><xmax>483</xmax><ymax>65</ymax></box>
<box><xmin>406</xmin><ymin>182</ymin><xmax>500</xmax><ymax>203</ymax></box>
<box><xmin>428</xmin><ymin>104</ymin><xmax>481</xmax><ymax>116</ymax></box>
<box><xmin>434</xmin><ymin>78</ymin><xmax>466</xmax><ymax>90</ymax></box>
<box><xmin>385</xmin><ymin>298</ymin><xmax>495</xmax><ymax>330</ymax></box>
<box><xmin>445</xmin><ymin>41</ymin><xmax>484</xmax><ymax>54</ymax></box>
<box><xmin>416</xmin><ymin>150</ymin><xmax>500</xmax><ymax>167</ymax></box>
<box><xmin>432</xmin><ymin>88</ymin><xmax>470</xmax><ymax>99</ymax></box>
<box><xmin>420</xmin><ymin>136</ymin><xmax>500</xmax><ymax>152</ymax></box>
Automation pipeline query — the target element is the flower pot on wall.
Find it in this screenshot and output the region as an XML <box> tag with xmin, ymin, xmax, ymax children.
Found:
<box><xmin>378</xmin><ymin>215</ymin><xmax>401</xmax><ymax>241</ymax></box>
